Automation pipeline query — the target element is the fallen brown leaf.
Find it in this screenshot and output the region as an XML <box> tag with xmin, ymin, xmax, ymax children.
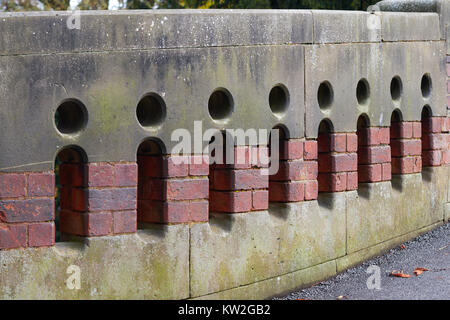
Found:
<box><xmin>390</xmin><ymin>271</ymin><xmax>412</xmax><ymax>278</ymax></box>
<box><xmin>413</xmin><ymin>267</ymin><xmax>429</xmax><ymax>276</ymax></box>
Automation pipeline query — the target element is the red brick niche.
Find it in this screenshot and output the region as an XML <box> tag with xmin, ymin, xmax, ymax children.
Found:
<box><xmin>422</xmin><ymin>116</ymin><xmax>450</xmax><ymax>166</ymax></box>
<box><xmin>59</xmin><ymin>162</ymin><xmax>137</xmax><ymax>237</ymax></box>
<box><xmin>444</xmin><ymin>117</ymin><xmax>450</xmax><ymax>164</ymax></box>
<box><xmin>269</xmin><ymin>139</ymin><xmax>318</xmax><ymax>202</ymax></box>
<box><xmin>390</xmin><ymin>120</ymin><xmax>422</xmax><ymax>174</ymax></box>
<box><xmin>318</xmin><ymin>132</ymin><xmax>358</xmax><ymax>192</ymax></box>
<box><xmin>210</xmin><ymin>146</ymin><xmax>269</xmax><ymax>213</ymax></box>
<box><xmin>0</xmin><ymin>171</ymin><xmax>54</xmax><ymax>249</ymax></box>
<box><xmin>138</xmin><ymin>155</ymin><xmax>209</xmax><ymax>223</ymax></box>
<box><xmin>358</xmin><ymin>127</ymin><xmax>391</xmax><ymax>182</ymax></box>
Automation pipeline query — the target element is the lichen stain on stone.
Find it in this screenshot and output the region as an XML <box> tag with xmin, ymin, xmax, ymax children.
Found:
<box><xmin>87</xmin><ymin>81</ymin><xmax>135</xmax><ymax>134</ymax></box>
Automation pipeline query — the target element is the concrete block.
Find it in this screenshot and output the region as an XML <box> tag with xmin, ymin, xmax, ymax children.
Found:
<box><xmin>437</xmin><ymin>0</ymin><xmax>450</xmax><ymax>44</ymax></box>
<box><xmin>193</xmin><ymin>260</ymin><xmax>336</xmax><ymax>300</ymax></box>
<box><xmin>347</xmin><ymin>166</ymin><xmax>447</xmax><ymax>254</ymax></box>
<box><xmin>0</xmin><ymin>44</ymin><xmax>304</xmax><ymax>171</ymax></box>
<box><xmin>0</xmin><ymin>10</ymin><xmax>313</xmax><ymax>56</ymax></box>
<box><xmin>447</xmin><ymin>165</ymin><xmax>450</xmax><ymax>202</ymax></box>
<box><xmin>305</xmin><ymin>43</ymin><xmax>383</xmax><ymax>136</ymax></box>
<box><xmin>0</xmin><ymin>224</ymin><xmax>189</xmax><ymax>299</ymax></box>
<box><xmin>337</xmin><ymin>221</ymin><xmax>442</xmax><ymax>272</ymax></box>
<box><xmin>189</xmin><ymin>195</ymin><xmax>346</xmax><ymax>297</ymax></box>
<box><xmin>380</xmin><ymin>41</ymin><xmax>447</xmax><ymax>122</ymax></box>
<box><xmin>305</xmin><ymin>40</ymin><xmax>446</xmax><ymax>138</ymax></box>
<box><xmin>312</xmin><ymin>10</ymin><xmax>380</xmax><ymax>43</ymax></box>
<box><xmin>379</xmin><ymin>12</ymin><xmax>440</xmax><ymax>41</ymax></box>
<box><xmin>445</xmin><ymin>202</ymin><xmax>450</xmax><ymax>221</ymax></box>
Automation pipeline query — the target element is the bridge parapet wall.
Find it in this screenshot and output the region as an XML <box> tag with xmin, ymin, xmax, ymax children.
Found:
<box><xmin>0</xmin><ymin>9</ymin><xmax>449</xmax><ymax>299</ymax></box>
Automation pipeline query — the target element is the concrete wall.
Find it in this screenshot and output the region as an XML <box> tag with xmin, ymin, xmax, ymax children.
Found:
<box><xmin>0</xmin><ymin>9</ymin><xmax>449</xmax><ymax>299</ymax></box>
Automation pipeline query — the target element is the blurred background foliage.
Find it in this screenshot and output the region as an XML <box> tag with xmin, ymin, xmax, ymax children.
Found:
<box><xmin>0</xmin><ymin>0</ymin><xmax>379</xmax><ymax>11</ymax></box>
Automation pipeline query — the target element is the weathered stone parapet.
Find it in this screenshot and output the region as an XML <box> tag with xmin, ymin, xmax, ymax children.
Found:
<box><xmin>0</xmin><ymin>9</ymin><xmax>449</xmax><ymax>298</ymax></box>
<box><xmin>375</xmin><ymin>0</ymin><xmax>437</xmax><ymax>12</ymax></box>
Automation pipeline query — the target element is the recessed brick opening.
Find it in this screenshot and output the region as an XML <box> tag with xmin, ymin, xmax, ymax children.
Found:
<box><xmin>421</xmin><ymin>106</ymin><xmax>442</xmax><ymax>167</ymax></box>
<box><xmin>55</xmin><ymin>99</ymin><xmax>88</xmax><ymax>134</ymax></box>
<box><xmin>268</xmin><ymin>125</ymin><xmax>288</xmax><ymax>159</ymax></box>
<box><xmin>208</xmin><ymin>88</ymin><xmax>234</xmax><ymax>122</ymax></box>
<box><xmin>357</xmin><ymin>115</ymin><xmax>392</xmax><ymax>184</ymax></box>
<box><xmin>269</xmin><ymin>126</ymin><xmax>293</xmax><ymax>202</ymax></box>
<box><xmin>137</xmin><ymin>140</ymin><xmax>164</xmax><ymax>224</ymax></box>
<box><xmin>268</xmin><ymin>126</ymin><xmax>318</xmax><ymax>202</ymax></box>
<box><xmin>318</xmin><ymin>120</ymin><xmax>333</xmax><ymax>192</ymax></box>
<box><xmin>0</xmin><ymin>170</ymin><xmax>55</xmax><ymax>249</ymax></box>
<box><xmin>55</xmin><ymin>146</ymin><xmax>88</xmax><ymax>241</ymax></box>
<box><xmin>209</xmin><ymin>131</ymin><xmax>268</xmax><ymax>213</ymax></box>
<box><xmin>421</xmin><ymin>74</ymin><xmax>432</xmax><ymax>98</ymax></box>
<box><xmin>269</xmin><ymin>84</ymin><xmax>289</xmax><ymax>117</ymax></box>
<box><xmin>390</xmin><ymin>110</ymin><xmax>422</xmax><ymax>175</ymax></box>
<box><xmin>137</xmin><ymin>139</ymin><xmax>209</xmax><ymax>224</ymax></box>
<box><xmin>357</xmin><ymin>115</ymin><xmax>370</xmax><ymax>184</ymax></box>
<box><xmin>318</xmin><ymin>120</ymin><xmax>357</xmax><ymax>193</ymax></box>
<box><xmin>390</xmin><ymin>76</ymin><xmax>402</xmax><ymax>102</ymax></box>
<box><xmin>136</xmin><ymin>93</ymin><xmax>166</xmax><ymax>128</ymax></box>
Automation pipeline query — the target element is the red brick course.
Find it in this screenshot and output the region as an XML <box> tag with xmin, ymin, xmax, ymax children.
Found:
<box><xmin>209</xmin><ymin>191</ymin><xmax>252</xmax><ymax>213</ymax></box>
<box><xmin>213</xmin><ymin>169</ymin><xmax>268</xmax><ymax>191</ymax></box>
<box><xmin>318</xmin><ymin>133</ymin><xmax>357</xmax><ymax>192</ymax></box>
<box><xmin>0</xmin><ymin>223</ymin><xmax>27</xmax><ymax>249</ymax></box>
<box><xmin>357</xmin><ymin>127</ymin><xmax>391</xmax><ymax>183</ymax></box>
<box><xmin>211</xmin><ymin>146</ymin><xmax>269</xmax><ymax>213</ymax></box>
<box><xmin>138</xmin><ymin>199</ymin><xmax>208</xmax><ymax>223</ymax></box>
<box><xmin>0</xmin><ymin>171</ymin><xmax>55</xmax><ymax>249</ymax></box>
<box><xmin>138</xmin><ymin>155</ymin><xmax>209</xmax><ymax>223</ymax></box>
<box><xmin>269</xmin><ymin>139</ymin><xmax>318</xmax><ymax>202</ymax></box>
<box><xmin>390</xmin><ymin>121</ymin><xmax>422</xmax><ymax>174</ymax></box>
<box><xmin>269</xmin><ymin>181</ymin><xmax>304</xmax><ymax>202</ymax></box>
<box><xmin>422</xmin><ymin>116</ymin><xmax>449</xmax><ymax>167</ymax></box>
<box><xmin>59</xmin><ymin>162</ymin><xmax>138</xmax><ymax>237</ymax></box>
<box><xmin>444</xmin><ymin>58</ymin><xmax>450</xmax><ymax>163</ymax></box>
<box><xmin>28</xmin><ymin>222</ymin><xmax>55</xmax><ymax>247</ymax></box>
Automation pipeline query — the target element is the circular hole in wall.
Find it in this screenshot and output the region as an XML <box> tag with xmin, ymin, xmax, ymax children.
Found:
<box><xmin>390</xmin><ymin>76</ymin><xmax>403</xmax><ymax>102</ymax></box>
<box><xmin>317</xmin><ymin>81</ymin><xmax>333</xmax><ymax>110</ymax></box>
<box><xmin>356</xmin><ymin>79</ymin><xmax>370</xmax><ymax>106</ymax></box>
<box><xmin>208</xmin><ymin>88</ymin><xmax>234</xmax><ymax>122</ymax></box>
<box><xmin>421</xmin><ymin>74</ymin><xmax>432</xmax><ymax>98</ymax></box>
<box><xmin>54</xmin><ymin>99</ymin><xmax>88</xmax><ymax>135</ymax></box>
<box><xmin>136</xmin><ymin>93</ymin><xmax>166</xmax><ymax>128</ymax></box>
<box><xmin>269</xmin><ymin>84</ymin><xmax>290</xmax><ymax>118</ymax></box>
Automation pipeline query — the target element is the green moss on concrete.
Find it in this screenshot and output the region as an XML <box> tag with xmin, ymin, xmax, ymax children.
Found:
<box><xmin>193</xmin><ymin>260</ymin><xmax>337</xmax><ymax>300</ymax></box>
<box><xmin>347</xmin><ymin>167</ymin><xmax>447</xmax><ymax>254</ymax></box>
<box><xmin>0</xmin><ymin>226</ymin><xmax>189</xmax><ymax>300</ymax></box>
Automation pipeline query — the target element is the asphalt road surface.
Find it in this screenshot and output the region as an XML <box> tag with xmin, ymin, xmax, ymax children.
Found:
<box><xmin>276</xmin><ymin>223</ymin><xmax>450</xmax><ymax>300</ymax></box>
